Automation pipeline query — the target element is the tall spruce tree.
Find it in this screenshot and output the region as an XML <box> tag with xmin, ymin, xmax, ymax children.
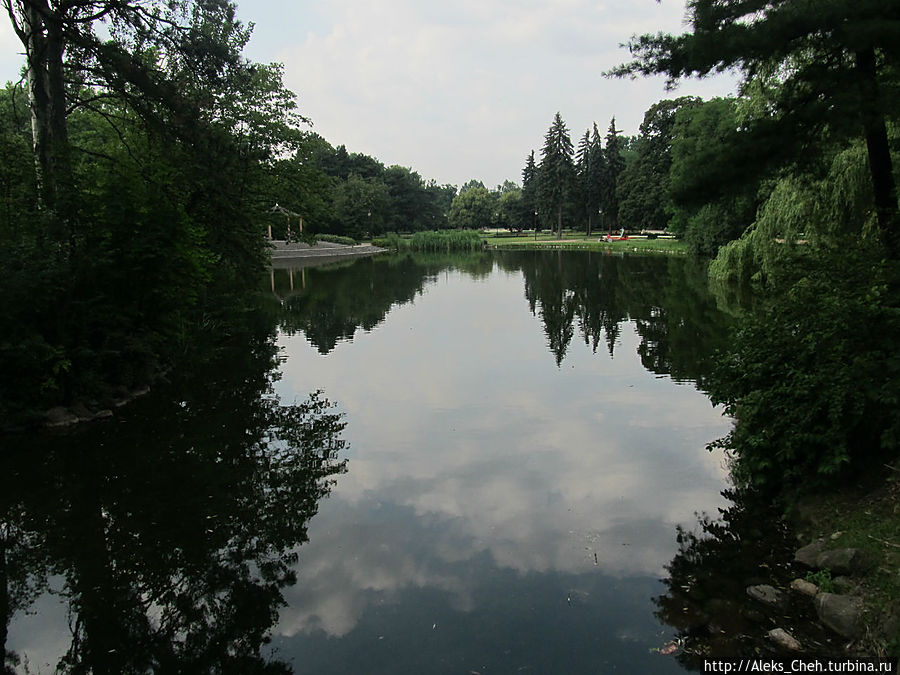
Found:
<box><xmin>602</xmin><ymin>117</ymin><xmax>625</xmax><ymax>233</ymax></box>
<box><xmin>574</xmin><ymin>123</ymin><xmax>605</xmax><ymax>236</ymax></box>
<box><xmin>521</xmin><ymin>150</ymin><xmax>539</xmax><ymax>231</ymax></box>
<box><xmin>538</xmin><ymin>112</ymin><xmax>574</xmax><ymax>239</ymax></box>
<box><xmin>588</xmin><ymin>123</ymin><xmax>605</xmax><ymax>236</ymax></box>
<box><xmin>575</xmin><ymin>130</ymin><xmax>592</xmax><ymax>234</ymax></box>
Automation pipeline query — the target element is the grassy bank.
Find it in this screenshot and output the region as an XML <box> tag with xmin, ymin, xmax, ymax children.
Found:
<box><xmin>482</xmin><ymin>230</ymin><xmax>687</xmax><ymax>254</ymax></box>
<box><xmin>372</xmin><ymin>230</ymin><xmax>484</xmax><ymax>252</ymax></box>
<box><xmin>368</xmin><ymin>229</ymin><xmax>688</xmax><ymax>254</ymax></box>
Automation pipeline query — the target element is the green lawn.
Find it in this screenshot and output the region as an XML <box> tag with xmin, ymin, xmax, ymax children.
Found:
<box><xmin>481</xmin><ymin>230</ymin><xmax>687</xmax><ymax>254</ymax></box>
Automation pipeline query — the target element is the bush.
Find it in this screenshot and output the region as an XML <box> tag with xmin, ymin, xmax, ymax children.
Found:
<box><xmin>316</xmin><ymin>234</ymin><xmax>358</xmax><ymax>246</ymax></box>
<box><xmin>371</xmin><ymin>232</ymin><xmax>406</xmax><ymax>250</ymax></box>
<box><xmin>708</xmin><ymin>250</ymin><xmax>900</xmax><ymax>493</ymax></box>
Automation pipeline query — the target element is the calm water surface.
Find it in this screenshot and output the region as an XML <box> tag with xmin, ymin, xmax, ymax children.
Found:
<box><xmin>265</xmin><ymin>251</ymin><xmax>734</xmax><ymax>673</ymax></box>
<box><xmin>4</xmin><ymin>251</ymin><xmax>738</xmax><ymax>673</ymax></box>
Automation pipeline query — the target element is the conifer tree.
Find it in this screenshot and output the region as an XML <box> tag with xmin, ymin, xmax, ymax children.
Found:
<box><xmin>521</xmin><ymin>150</ymin><xmax>539</xmax><ymax>231</ymax></box>
<box><xmin>574</xmin><ymin>123</ymin><xmax>605</xmax><ymax>237</ymax></box>
<box><xmin>601</xmin><ymin>118</ymin><xmax>625</xmax><ymax>233</ymax></box>
<box><xmin>538</xmin><ymin>112</ymin><xmax>574</xmax><ymax>239</ymax></box>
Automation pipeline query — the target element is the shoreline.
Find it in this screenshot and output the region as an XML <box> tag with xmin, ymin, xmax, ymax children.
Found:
<box><xmin>269</xmin><ymin>240</ymin><xmax>386</xmax><ymax>267</ymax></box>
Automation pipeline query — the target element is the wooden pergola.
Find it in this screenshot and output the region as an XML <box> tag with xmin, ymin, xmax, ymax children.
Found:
<box><xmin>267</xmin><ymin>203</ymin><xmax>303</xmax><ymax>240</ymax></box>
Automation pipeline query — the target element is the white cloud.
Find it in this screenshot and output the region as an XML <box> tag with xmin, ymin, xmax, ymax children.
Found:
<box><xmin>1</xmin><ymin>2</ymin><xmax>739</xmax><ymax>186</ymax></box>
<box><xmin>237</xmin><ymin>0</ymin><xmax>738</xmax><ymax>187</ymax></box>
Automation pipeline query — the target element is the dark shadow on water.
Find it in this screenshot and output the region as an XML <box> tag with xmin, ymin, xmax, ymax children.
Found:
<box><xmin>654</xmin><ymin>488</ymin><xmax>845</xmax><ymax>668</ymax></box>
<box><xmin>1</xmin><ymin>309</ymin><xmax>348</xmax><ymax>674</ymax></box>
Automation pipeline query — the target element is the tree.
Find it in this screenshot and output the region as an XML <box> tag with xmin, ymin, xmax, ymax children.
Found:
<box><xmin>459</xmin><ymin>178</ymin><xmax>486</xmax><ymax>195</ymax></box>
<box><xmin>448</xmin><ymin>185</ymin><xmax>492</xmax><ymax>230</ymax></box>
<box><xmin>538</xmin><ymin>112</ymin><xmax>574</xmax><ymax>239</ymax></box>
<box><xmin>332</xmin><ymin>173</ymin><xmax>390</xmax><ymax>239</ymax></box>
<box><xmin>609</xmin><ymin>0</ymin><xmax>900</xmax><ymax>492</ymax></box>
<box><xmin>0</xmin><ymin>1</ymin><xmax>314</xmax><ymax>421</ymax></box>
<box><xmin>423</xmin><ymin>180</ymin><xmax>456</xmax><ymax>229</ymax></box>
<box><xmin>617</xmin><ymin>97</ymin><xmax>701</xmax><ymax>232</ymax></box>
<box><xmin>497</xmin><ymin>186</ymin><xmax>524</xmax><ymax>232</ymax></box>
<box><xmin>574</xmin><ymin>123</ymin><xmax>605</xmax><ymax>236</ymax></box>
<box><xmin>521</xmin><ymin>150</ymin><xmax>539</xmax><ymax>231</ymax></box>
<box><xmin>266</xmin><ymin>133</ymin><xmax>338</xmax><ymax>236</ymax></box>
<box><xmin>0</xmin><ymin>84</ymin><xmax>36</xmax><ymax>236</ymax></box>
<box><xmin>610</xmin><ymin>0</ymin><xmax>900</xmax><ymax>260</ymax></box>
<box><xmin>601</xmin><ymin>117</ymin><xmax>625</xmax><ymax>233</ymax></box>
<box><xmin>667</xmin><ymin>98</ymin><xmax>760</xmax><ymax>255</ymax></box>
<box><xmin>383</xmin><ymin>165</ymin><xmax>428</xmax><ymax>232</ymax></box>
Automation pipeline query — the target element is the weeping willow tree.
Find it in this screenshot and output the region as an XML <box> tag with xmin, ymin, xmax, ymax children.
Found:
<box><xmin>709</xmin><ymin>140</ymin><xmax>877</xmax><ymax>286</ymax></box>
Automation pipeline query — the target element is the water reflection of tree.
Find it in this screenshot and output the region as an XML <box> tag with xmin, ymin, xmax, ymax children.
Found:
<box><xmin>1</xmin><ymin>330</ymin><xmax>347</xmax><ymax>673</ymax></box>
<box><xmin>506</xmin><ymin>251</ymin><xmax>733</xmax><ymax>385</ymax></box>
<box><xmin>271</xmin><ymin>251</ymin><xmax>734</xmax><ymax>386</ymax></box>
<box><xmin>272</xmin><ymin>252</ymin><xmax>494</xmax><ymax>354</ymax></box>
<box><xmin>634</xmin><ymin>257</ymin><xmax>733</xmax><ymax>389</ymax></box>
<box><xmin>654</xmin><ymin>489</ymin><xmax>834</xmax><ymax>669</ymax></box>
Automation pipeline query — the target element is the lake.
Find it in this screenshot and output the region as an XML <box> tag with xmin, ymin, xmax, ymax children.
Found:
<box><xmin>3</xmin><ymin>250</ymin><xmax>739</xmax><ymax>673</ymax></box>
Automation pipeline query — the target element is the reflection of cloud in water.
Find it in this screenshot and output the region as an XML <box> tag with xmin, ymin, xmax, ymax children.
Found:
<box><xmin>278</xmin><ymin>502</ymin><xmax>478</xmax><ymax>637</ymax></box>
<box><xmin>6</xmin><ymin>578</ymin><xmax>71</xmax><ymax>673</ymax></box>
<box><xmin>275</xmin><ymin>266</ymin><xmax>732</xmax><ymax>639</ymax></box>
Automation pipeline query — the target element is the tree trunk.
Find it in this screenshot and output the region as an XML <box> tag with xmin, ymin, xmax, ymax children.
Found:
<box><xmin>556</xmin><ymin>205</ymin><xmax>562</xmax><ymax>239</ymax></box>
<box><xmin>856</xmin><ymin>48</ymin><xmax>899</xmax><ymax>261</ymax></box>
<box><xmin>22</xmin><ymin>0</ymin><xmax>74</xmax><ymax>247</ymax></box>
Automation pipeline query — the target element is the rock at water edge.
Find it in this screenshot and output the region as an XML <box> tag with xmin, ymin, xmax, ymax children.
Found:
<box><xmin>795</xmin><ymin>540</ymin><xmax>827</xmax><ymax>568</ymax></box>
<box><xmin>746</xmin><ymin>585</ymin><xmax>786</xmax><ymax>608</ymax></box>
<box><xmin>790</xmin><ymin>579</ymin><xmax>819</xmax><ymax>597</ymax></box>
<box><xmin>768</xmin><ymin>628</ymin><xmax>803</xmax><ymax>651</ymax></box>
<box><xmin>815</xmin><ymin>548</ymin><xmax>870</xmax><ymax>576</ymax></box>
<box><xmin>815</xmin><ymin>593</ymin><xmax>864</xmax><ymax>639</ymax></box>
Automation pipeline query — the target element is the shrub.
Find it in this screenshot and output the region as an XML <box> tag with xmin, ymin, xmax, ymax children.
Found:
<box><xmin>707</xmin><ymin>250</ymin><xmax>900</xmax><ymax>493</ymax></box>
<box><xmin>316</xmin><ymin>234</ymin><xmax>358</xmax><ymax>246</ymax></box>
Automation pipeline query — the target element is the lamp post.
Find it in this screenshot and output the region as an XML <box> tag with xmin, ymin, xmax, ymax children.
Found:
<box><xmin>534</xmin><ymin>210</ymin><xmax>538</xmax><ymax>241</ymax></box>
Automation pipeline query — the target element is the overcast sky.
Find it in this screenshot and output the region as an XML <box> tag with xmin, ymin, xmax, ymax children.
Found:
<box><xmin>1</xmin><ymin>0</ymin><xmax>739</xmax><ymax>188</ymax></box>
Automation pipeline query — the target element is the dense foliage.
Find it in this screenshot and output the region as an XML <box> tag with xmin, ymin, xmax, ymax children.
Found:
<box><xmin>267</xmin><ymin>138</ymin><xmax>458</xmax><ymax>240</ymax></box>
<box><xmin>615</xmin><ymin>0</ymin><xmax>900</xmax><ymax>491</ymax></box>
<box><xmin>1</xmin><ymin>0</ymin><xmax>308</xmax><ymax>425</ymax></box>
<box><xmin>0</xmin><ymin>0</ymin><xmax>457</xmax><ymax>425</ymax></box>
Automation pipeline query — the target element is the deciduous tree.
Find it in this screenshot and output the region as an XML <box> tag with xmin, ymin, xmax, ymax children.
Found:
<box><xmin>617</xmin><ymin>97</ymin><xmax>700</xmax><ymax>232</ymax></box>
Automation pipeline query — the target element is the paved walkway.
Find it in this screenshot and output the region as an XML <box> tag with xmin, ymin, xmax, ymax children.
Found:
<box><xmin>269</xmin><ymin>240</ymin><xmax>386</xmax><ymax>268</ymax></box>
